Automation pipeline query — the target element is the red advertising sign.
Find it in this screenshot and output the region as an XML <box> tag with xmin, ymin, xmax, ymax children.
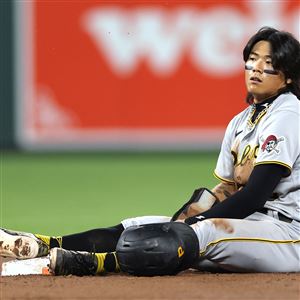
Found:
<box><xmin>16</xmin><ymin>1</ymin><xmax>299</xmax><ymax>150</ymax></box>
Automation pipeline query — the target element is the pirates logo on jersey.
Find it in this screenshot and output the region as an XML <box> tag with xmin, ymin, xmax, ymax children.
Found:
<box><xmin>261</xmin><ymin>135</ymin><xmax>284</xmax><ymax>154</ymax></box>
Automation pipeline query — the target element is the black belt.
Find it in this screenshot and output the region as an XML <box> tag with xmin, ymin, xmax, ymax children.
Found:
<box><xmin>258</xmin><ymin>208</ymin><xmax>293</xmax><ymax>223</ymax></box>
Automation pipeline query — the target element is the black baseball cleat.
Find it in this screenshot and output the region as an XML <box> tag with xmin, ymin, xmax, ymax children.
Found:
<box><xmin>49</xmin><ymin>248</ymin><xmax>98</xmax><ymax>276</ymax></box>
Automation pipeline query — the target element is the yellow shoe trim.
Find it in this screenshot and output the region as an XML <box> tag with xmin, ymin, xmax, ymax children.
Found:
<box><xmin>53</xmin><ymin>236</ymin><xmax>62</xmax><ymax>248</ymax></box>
<box><xmin>95</xmin><ymin>253</ymin><xmax>106</xmax><ymax>274</ymax></box>
<box><xmin>35</xmin><ymin>234</ymin><xmax>50</xmax><ymax>247</ymax></box>
<box><xmin>112</xmin><ymin>252</ymin><xmax>120</xmax><ymax>272</ymax></box>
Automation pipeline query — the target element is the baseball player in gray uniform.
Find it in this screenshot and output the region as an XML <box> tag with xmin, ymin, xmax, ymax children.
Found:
<box><xmin>1</xmin><ymin>27</ymin><xmax>299</xmax><ymax>275</ymax></box>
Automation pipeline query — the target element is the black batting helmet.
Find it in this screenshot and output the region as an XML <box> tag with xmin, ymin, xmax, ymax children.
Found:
<box><xmin>116</xmin><ymin>222</ymin><xmax>199</xmax><ymax>276</ymax></box>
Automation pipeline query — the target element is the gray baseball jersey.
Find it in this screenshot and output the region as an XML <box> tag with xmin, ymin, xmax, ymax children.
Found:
<box><xmin>214</xmin><ymin>92</ymin><xmax>300</xmax><ymax>221</ymax></box>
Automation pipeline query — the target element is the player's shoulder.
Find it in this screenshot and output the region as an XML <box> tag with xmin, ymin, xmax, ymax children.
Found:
<box><xmin>271</xmin><ymin>92</ymin><xmax>300</xmax><ymax>115</ymax></box>
<box><xmin>262</xmin><ymin>93</ymin><xmax>300</xmax><ymax>130</ymax></box>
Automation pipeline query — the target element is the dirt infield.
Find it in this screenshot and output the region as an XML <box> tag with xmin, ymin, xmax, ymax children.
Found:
<box><xmin>1</xmin><ymin>271</ymin><xmax>299</xmax><ymax>300</ymax></box>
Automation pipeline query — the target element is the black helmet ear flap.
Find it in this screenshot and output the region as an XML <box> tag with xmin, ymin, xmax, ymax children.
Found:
<box><xmin>116</xmin><ymin>222</ymin><xmax>199</xmax><ymax>276</ymax></box>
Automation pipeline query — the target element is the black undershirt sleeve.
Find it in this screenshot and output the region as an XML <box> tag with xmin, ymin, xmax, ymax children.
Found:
<box><xmin>185</xmin><ymin>164</ymin><xmax>286</xmax><ymax>224</ymax></box>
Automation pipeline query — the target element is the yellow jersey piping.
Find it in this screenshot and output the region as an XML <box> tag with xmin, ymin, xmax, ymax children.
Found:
<box><xmin>200</xmin><ymin>237</ymin><xmax>300</xmax><ymax>256</ymax></box>
<box><xmin>247</xmin><ymin>105</ymin><xmax>269</xmax><ymax>128</ymax></box>
<box><xmin>254</xmin><ymin>161</ymin><xmax>292</xmax><ymax>171</ymax></box>
<box><xmin>213</xmin><ymin>171</ymin><xmax>235</xmax><ymax>184</ymax></box>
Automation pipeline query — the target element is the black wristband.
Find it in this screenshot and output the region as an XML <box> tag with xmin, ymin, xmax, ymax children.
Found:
<box><xmin>184</xmin><ymin>215</ymin><xmax>206</xmax><ymax>225</ymax></box>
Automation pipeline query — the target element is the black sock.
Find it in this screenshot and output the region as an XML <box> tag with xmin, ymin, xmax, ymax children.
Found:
<box><xmin>59</xmin><ymin>224</ymin><xmax>124</xmax><ymax>252</ymax></box>
<box><xmin>50</xmin><ymin>237</ymin><xmax>60</xmax><ymax>248</ymax></box>
<box><xmin>104</xmin><ymin>252</ymin><xmax>119</xmax><ymax>272</ymax></box>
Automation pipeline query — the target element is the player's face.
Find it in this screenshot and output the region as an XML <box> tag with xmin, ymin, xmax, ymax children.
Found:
<box><xmin>245</xmin><ymin>40</ymin><xmax>287</xmax><ymax>104</ymax></box>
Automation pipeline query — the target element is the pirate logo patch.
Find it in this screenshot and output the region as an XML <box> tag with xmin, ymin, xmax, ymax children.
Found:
<box><xmin>261</xmin><ymin>135</ymin><xmax>284</xmax><ymax>154</ymax></box>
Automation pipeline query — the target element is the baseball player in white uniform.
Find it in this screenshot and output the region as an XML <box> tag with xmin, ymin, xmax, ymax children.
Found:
<box><xmin>1</xmin><ymin>27</ymin><xmax>299</xmax><ymax>275</ymax></box>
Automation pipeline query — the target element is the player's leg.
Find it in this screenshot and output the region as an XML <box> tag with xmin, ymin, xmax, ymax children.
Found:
<box><xmin>192</xmin><ymin>214</ymin><xmax>300</xmax><ymax>272</ymax></box>
<box><xmin>0</xmin><ymin>216</ymin><xmax>170</xmax><ymax>260</ymax></box>
<box><xmin>54</xmin><ymin>224</ymin><xmax>124</xmax><ymax>252</ymax></box>
<box><xmin>49</xmin><ymin>222</ymin><xmax>199</xmax><ymax>276</ymax></box>
<box><xmin>0</xmin><ymin>226</ymin><xmax>124</xmax><ymax>274</ymax></box>
<box><xmin>51</xmin><ymin>216</ymin><xmax>170</xmax><ymax>251</ymax></box>
<box><xmin>48</xmin><ymin>216</ymin><xmax>172</xmax><ymax>275</ymax></box>
<box><xmin>0</xmin><ymin>225</ymin><xmax>123</xmax><ymax>260</ymax></box>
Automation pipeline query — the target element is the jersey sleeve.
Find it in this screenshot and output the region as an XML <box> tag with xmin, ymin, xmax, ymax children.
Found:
<box><xmin>255</xmin><ymin>110</ymin><xmax>300</xmax><ymax>175</ymax></box>
<box><xmin>214</xmin><ymin>117</ymin><xmax>236</xmax><ymax>183</ymax></box>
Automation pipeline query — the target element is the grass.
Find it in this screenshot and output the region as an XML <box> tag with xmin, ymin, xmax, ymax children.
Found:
<box><xmin>1</xmin><ymin>151</ymin><xmax>219</xmax><ymax>235</ymax></box>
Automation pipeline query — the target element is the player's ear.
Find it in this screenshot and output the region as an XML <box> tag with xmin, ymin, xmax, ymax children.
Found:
<box><xmin>286</xmin><ymin>78</ymin><xmax>292</xmax><ymax>84</ymax></box>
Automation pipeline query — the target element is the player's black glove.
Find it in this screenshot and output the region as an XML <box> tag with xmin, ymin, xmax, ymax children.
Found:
<box><xmin>171</xmin><ymin>188</ymin><xmax>219</xmax><ymax>222</ymax></box>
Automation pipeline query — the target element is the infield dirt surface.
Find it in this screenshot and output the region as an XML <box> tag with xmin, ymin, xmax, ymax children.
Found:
<box><xmin>1</xmin><ymin>271</ymin><xmax>299</xmax><ymax>300</ymax></box>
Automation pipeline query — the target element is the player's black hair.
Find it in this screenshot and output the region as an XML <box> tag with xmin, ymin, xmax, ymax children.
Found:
<box><xmin>243</xmin><ymin>27</ymin><xmax>300</xmax><ymax>103</ymax></box>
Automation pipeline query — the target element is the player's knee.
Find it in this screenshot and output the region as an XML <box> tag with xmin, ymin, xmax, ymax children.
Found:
<box><xmin>121</xmin><ymin>216</ymin><xmax>171</xmax><ymax>229</ymax></box>
<box><xmin>116</xmin><ymin>222</ymin><xmax>199</xmax><ymax>276</ymax></box>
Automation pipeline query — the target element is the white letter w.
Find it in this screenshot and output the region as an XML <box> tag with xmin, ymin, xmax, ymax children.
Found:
<box><xmin>82</xmin><ymin>7</ymin><xmax>196</xmax><ymax>77</ymax></box>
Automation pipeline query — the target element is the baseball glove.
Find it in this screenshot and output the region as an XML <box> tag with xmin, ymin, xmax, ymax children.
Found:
<box><xmin>171</xmin><ymin>188</ymin><xmax>219</xmax><ymax>221</ymax></box>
